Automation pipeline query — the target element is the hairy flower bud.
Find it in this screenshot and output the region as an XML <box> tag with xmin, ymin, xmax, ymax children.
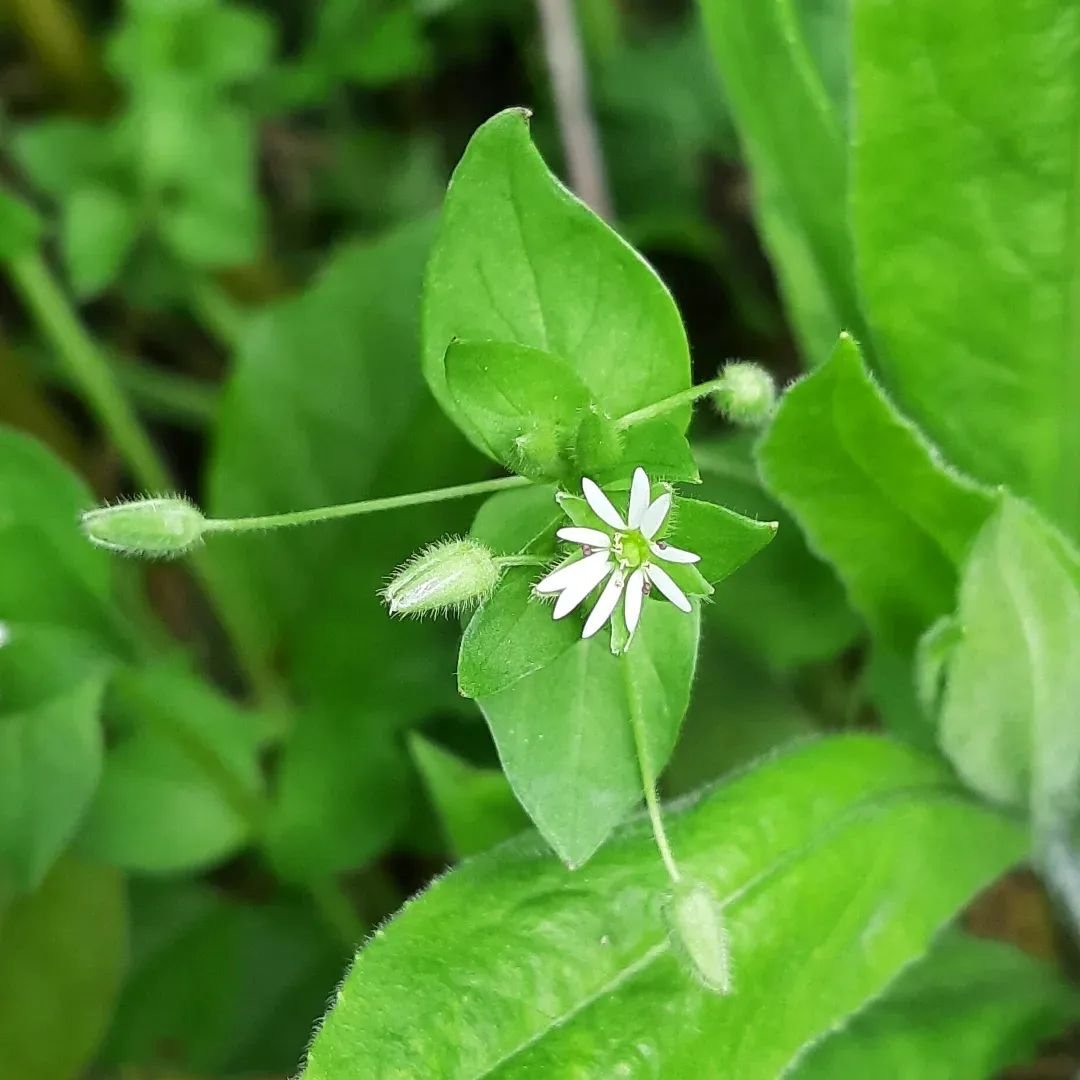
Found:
<box><xmin>81</xmin><ymin>495</ymin><xmax>206</xmax><ymax>559</ymax></box>
<box><xmin>665</xmin><ymin>879</ymin><xmax>732</xmax><ymax>995</ymax></box>
<box><xmin>712</xmin><ymin>361</ymin><xmax>777</xmax><ymax>428</ymax></box>
<box><xmin>574</xmin><ymin>405</ymin><xmax>624</xmax><ymax>475</ymax></box>
<box><xmin>512</xmin><ymin>422</ymin><xmax>568</xmax><ymax>480</ymax></box>
<box><xmin>382</xmin><ymin>537</ymin><xmax>502</xmax><ymax>618</ymax></box>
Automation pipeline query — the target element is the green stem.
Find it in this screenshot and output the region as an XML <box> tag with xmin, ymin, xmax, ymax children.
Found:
<box><xmin>495</xmin><ymin>554</ymin><xmax>550</xmax><ymax>568</ymax></box>
<box><xmin>614</xmin><ymin>376</ymin><xmax>726</xmax><ymax>432</ymax></box>
<box><xmin>622</xmin><ymin>662</ymin><xmax>681</xmax><ymax>884</ymax></box>
<box><xmin>307</xmin><ymin>877</ymin><xmax>365</xmax><ymax>949</ymax></box>
<box><xmin>204</xmin><ymin>475</ymin><xmax>531</xmax><ymax>534</ymax></box>
<box><xmin>7</xmin><ymin>249</ymin><xmax>278</xmax><ymax>701</ymax></box>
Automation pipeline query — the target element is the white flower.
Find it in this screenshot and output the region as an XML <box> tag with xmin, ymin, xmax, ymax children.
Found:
<box><xmin>534</xmin><ymin>467</ymin><xmax>701</xmax><ymax>641</ymax></box>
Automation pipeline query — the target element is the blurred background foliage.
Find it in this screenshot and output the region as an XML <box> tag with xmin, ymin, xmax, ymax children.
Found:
<box><xmin>0</xmin><ymin>1</ymin><xmax>1074</xmax><ymax>1078</ymax></box>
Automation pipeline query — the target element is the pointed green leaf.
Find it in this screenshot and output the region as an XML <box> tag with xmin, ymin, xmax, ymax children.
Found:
<box><xmin>301</xmin><ymin>737</ymin><xmax>1024</xmax><ymax>1079</ymax></box>
<box><xmin>853</xmin><ymin>0</ymin><xmax>1080</xmax><ymax>538</ymax></box>
<box><xmin>477</xmin><ymin>603</ymin><xmax>699</xmax><ymax>867</ymax></box>
<box><xmin>670</xmin><ymin>496</ymin><xmax>776</xmax><ymax>584</ymax></box>
<box><xmin>62</xmin><ymin>186</ymin><xmax>139</xmax><ymax>297</ymax></box>
<box><xmin>759</xmin><ymin>335</ymin><xmax>993</xmax><ymax>651</ymax></box>
<box><xmin>424</xmin><ymin>108</ymin><xmax>691</xmax><ymax>450</ymax></box>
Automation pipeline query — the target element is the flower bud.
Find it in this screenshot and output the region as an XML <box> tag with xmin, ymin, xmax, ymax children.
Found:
<box><xmin>80</xmin><ymin>495</ymin><xmax>206</xmax><ymax>559</ymax></box>
<box><xmin>382</xmin><ymin>537</ymin><xmax>502</xmax><ymax>618</ymax></box>
<box><xmin>574</xmin><ymin>405</ymin><xmax>624</xmax><ymax>475</ymax></box>
<box><xmin>511</xmin><ymin>422</ymin><xmax>568</xmax><ymax>481</ymax></box>
<box><xmin>665</xmin><ymin>879</ymin><xmax>732</xmax><ymax>995</ymax></box>
<box><xmin>712</xmin><ymin>361</ymin><xmax>777</xmax><ymax>428</ymax></box>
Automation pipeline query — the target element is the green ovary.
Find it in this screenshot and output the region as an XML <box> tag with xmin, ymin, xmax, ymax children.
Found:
<box><xmin>614</xmin><ymin>530</ymin><xmax>651</xmax><ymax>569</ymax></box>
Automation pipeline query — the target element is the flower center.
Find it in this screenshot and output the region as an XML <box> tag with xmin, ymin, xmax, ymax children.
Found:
<box><xmin>614</xmin><ymin>529</ymin><xmax>652</xmax><ymax>570</ymax></box>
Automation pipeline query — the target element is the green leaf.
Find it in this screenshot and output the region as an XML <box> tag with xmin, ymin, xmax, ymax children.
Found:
<box><xmin>78</xmin><ymin>663</ymin><xmax>267</xmax><ymax>873</ymax></box>
<box><xmin>0</xmin><ymin>190</ymin><xmax>43</xmax><ymax>263</ymax></box>
<box><xmin>0</xmin><ymin>427</ymin><xmax>124</xmax><ymax>648</ymax></box>
<box><xmin>458</xmin><ymin>569</ymin><xmax>580</xmax><ymax>700</ymax></box>
<box><xmin>795</xmin><ymin>931</ymin><xmax>1080</xmax><ymax>1080</ymax></box>
<box><xmin>697</xmin><ymin>0</ymin><xmax>864</xmax><ymax>364</ymax></box>
<box><xmin>759</xmin><ymin>335</ymin><xmax>993</xmax><ymax>652</ymax></box>
<box><xmin>695</xmin><ymin>434</ymin><xmax>860</xmax><ymax>671</ymax></box>
<box><xmin>478</xmin><ymin>602</ymin><xmax>699</xmax><ymax>867</ymax></box>
<box><xmin>13</xmin><ymin>119</ymin><xmax>114</xmax><ymax>196</ymax></box>
<box><xmin>444</xmin><ymin>340</ymin><xmax>590</xmax><ymax>477</ymax></box>
<box><xmin>852</xmin><ymin>0</ymin><xmax>1080</xmax><ymax>538</ymax></box>
<box><xmin>604</xmin><ymin>418</ymin><xmax>700</xmax><ymax>485</ymax></box>
<box><xmin>469</xmin><ymin>484</ymin><xmax>560</xmax><ymax>557</ymax></box>
<box><xmin>0</xmin><ymin>858</ymin><xmax>126</xmax><ymax>1080</ymax></box>
<box><xmin>670</xmin><ymin>496</ymin><xmax>777</xmax><ymax>584</ymax></box>
<box><xmin>0</xmin><ymin>627</ymin><xmax>110</xmax><ymax>891</ymax></box>
<box><xmin>62</xmin><ymin>186</ymin><xmax>139</xmax><ymax>297</ymax></box>
<box><xmin>409</xmin><ymin>734</ymin><xmax>530</xmax><ymax>858</ymax></box>
<box><xmin>939</xmin><ymin>496</ymin><xmax>1080</xmax><ymax>843</ymax></box>
<box><xmin>424</xmin><ymin>108</ymin><xmax>691</xmax><ymax>451</ymax></box>
<box><xmin>300</xmin><ymin>737</ymin><xmax>1025</xmax><ymax>1079</ymax></box>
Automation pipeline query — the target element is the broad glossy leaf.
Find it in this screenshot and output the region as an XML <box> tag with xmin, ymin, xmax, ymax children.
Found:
<box><xmin>0</xmin><ymin>627</ymin><xmax>109</xmax><ymax>891</ymax></box>
<box><xmin>301</xmin><ymin>737</ymin><xmax>1024</xmax><ymax>1079</ymax></box>
<box><xmin>853</xmin><ymin>0</ymin><xmax>1080</xmax><ymax>538</ymax></box>
<box><xmin>795</xmin><ymin>931</ymin><xmax>1079</xmax><ymax>1080</ymax></box>
<box><xmin>695</xmin><ymin>434</ymin><xmax>859</xmax><ymax>671</ymax></box>
<box><xmin>444</xmin><ymin>340</ymin><xmax>590</xmax><ymax>477</ymax></box>
<box><xmin>759</xmin><ymin>335</ymin><xmax>993</xmax><ymax>651</ymax></box>
<box><xmin>78</xmin><ymin>663</ymin><xmax>267</xmax><ymax>873</ymax></box>
<box><xmin>458</xmin><ymin>570</ymin><xmax>580</xmax><ymax>700</ymax></box>
<box><xmin>939</xmin><ymin>497</ymin><xmax>1080</xmax><ymax>843</ymax></box>
<box><xmin>0</xmin><ymin>427</ymin><xmax>124</xmax><ymax>647</ymax></box>
<box><xmin>423</xmin><ymin>108</ymin><xmax>692</xmax><ymax>450</ymax></box>
<box><xmin>697</xmin><ymin>0</ymin><xmax>863</xmax><ymax>364</ymax></box>
<box><xmin>478</xmin><ymin>602</ymin><xmax>699</xmax><ymax>867</ymax></box>
<box><xmin>409</xmin><ymin>734</ymin><xmax>530</xmax><ymax>858</ymax></box>
<box><xmin>0</xmin><ymin>858</ymin><xmax>126</xmax><ymax>1080</ymax></box>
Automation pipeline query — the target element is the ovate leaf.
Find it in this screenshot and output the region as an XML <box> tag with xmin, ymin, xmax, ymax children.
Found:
<box><xmin>0</xmin><ymin>858</ymin><xmax>126</xmax><ymax>1080</ymax></box>
<box><xmin>853</xmin><ymin>0</ymin><xmax>1080</xmax><ymax>538</ymax></box>
<box><xmin>759</xmin><ymin>335</ymin><xmax>993</xmax><ymax>652</ymax></box>
<box><xmin>939</xmin><ymin>497</ymin><xmax>1080</xmax><ymax>844</ymax></box>
<box><xmin>301</xmin><ymin>737</ymin><xmax>1024</xmax><ymax>1079</ymax></box>
<box><xmin>424</xmin><ymin>108</ymin><xmax>692</xmax><ymax>450</ymax></box>
<box><xmin>478</xmin><ymin>602</ymin><xmax>699</xmax><ymax>867</ymax></box>
<box><xmin>795</xmin><ymin>931</ymin><xmax>1079</xmax><ymax>1080</ymax></box>
<box><xmin>0</xmin><ymin>627</ymin><xmax>109</xmax><ymax>891</ymax></box>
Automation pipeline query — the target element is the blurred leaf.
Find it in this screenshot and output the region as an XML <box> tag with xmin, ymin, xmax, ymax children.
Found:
<box><xmin>424</xmin><ymin>108</ymin><xmax>692</xmax><ymax>453</ymax></box>
<box><xmin>759</xmin><ymin>335</ymin><xmax>993</xmax><ymax>653</ymax></box>
<box><xmin>0</xmin><ymin>190</ymin><xmax>43</xmax><ymax>263</ymax></box>
<box><xmin>695</xmin><ymin>434</ymin><xmax>860</xmax><ymax>671</ymax></box>
<box><xmin>698</xmin><ymin>0</ymin><xmax>863</xmax><ymax>364</ymax></box>
<box><xmin>312</xmin><ymin>1</ymin><xmax>430</xmax><ymax>86</ymax></box>
<box><xmin>0</xmin><ymin>427</ymin><xmax>124</xmax><ymax>648</ymax></box>
<box><xmin>78</xmin><ymin>663</ymin><xmax>266</xmax><ymax>873</ymax></box>
<box><xmin>101</xmin><ymin>880</ymin><xmax>341</xmax><ymax>1076</ymax></box>
<box><xmin>0</xmin><ymin>627</ymin><xmax>109</xmax><ymax>891</ymax></box>
<box><xmin>409</xmin><ymin>734</ymin><xmax>530</xmax><ymax>858</ymax></box>
<box><xmin>478</xmin><ymin>603</ymin><xmax>699</xmax><ymax>867</ymax></box>
<box><xmin>853</xmin><ymin>0</ymin><xmax>1080</xmax><ymax>538</ymax></box>
<box><xmin>939</xmin><ymin>497</ymin><xmax>1080</xmax><ymax>845</ymax></box>
<box><xmin>301</xmin><ymin>737</ymin><xmax>1024</xmax><ymax>1079</ymax></box>
<box><xmin>0</xmin><ymin>858</ymin><xmax>126</xmax><ymax>1080</ymax></box>
<box><xmin>795</xmin><ymin>931</ymin><xmax>1079</xmax><ymax>1079</ymax></box>
<box><xmin>13</xmin><ymin>119</ymin><xmax>115</xmax><ymax>196</ymax></box>
<box><xmin>62</xmin><ymin>186</ymin><xmax>139</xmax><ymax>296</ymax></box>
<box><xmin>444</xmin><ymin>340</ymin><xmax>590</xmax><ymax>477</ymax></box>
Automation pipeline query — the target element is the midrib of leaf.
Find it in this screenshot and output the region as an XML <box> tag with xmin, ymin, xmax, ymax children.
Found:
<box><xmin>476</xmin><ymin>782</ymin><xmax>969</xmax><ymax>1078</ymax></box>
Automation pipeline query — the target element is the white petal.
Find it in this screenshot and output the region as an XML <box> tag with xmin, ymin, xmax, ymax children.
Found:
<box><xmin>534</xmin><ymin>550</ymin><xmax>610</xmax><ymax>595</ymax></box>
<box><xmin>556</xmin><ymin>526</ymin><xmax>611</xmax><ymax>548</ymax></box>
<box><xmin>582</xmin><ymin>570</ymin><xmax>625</xmax><ymax>638</ymax></box>
<box><xmin>639</xmin><ymin>491</ymin><xmax>672</xmax><ymax>539</ymax></box>
<box><xmin>649</xmin><ymin>540</ymin><xmax>700</xmax><ymax>564</ymax></box>
<box><xmin>581</xmin><ymin>477</ymin><xmax>626</xmax><ymax>530</ymax></box>
<box><xmin>644</xmin><ymin>562</ymin><xmax>692</xmax><ymax>613</ymax></box>
<box><xmin>627</xmin><ymin>468</ymin><xmax>651</xmax><ymax>528</ymax></box>
<box><xmin>624</xmin><ymin>568</ymin><xmax>646</xmax><ymax>635</ymax></box>
<box><xmin>553</xmin><ymin>557</ymin><xmax>614</xmax><ymax>619</ymax></box>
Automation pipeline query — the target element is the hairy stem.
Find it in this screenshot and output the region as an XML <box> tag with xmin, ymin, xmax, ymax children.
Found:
<box><xmin>615</xmin><ymin>377</ymin><xmax>727</xmax><ymax>432</ymax></box>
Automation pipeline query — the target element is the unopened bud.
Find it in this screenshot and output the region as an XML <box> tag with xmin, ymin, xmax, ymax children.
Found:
<box><xmin>665</xmin><ymin>879</ymin><xmax>732</xmax><ymax>995</ymax></box>
<box><xmin>512</xmin><ymin>422</ymin><xmax>567</xmax><ymax>481</ymax></box>
<box><xmin>574</xmin><ymin>405</ymin><xmax>623</xmax><ymax>474</ymax></box>
<box><xmin>81</xmin><ymin>495</ymin><xmax>205</xmax><ymax>559</ymax></box>
<box><xmin>712</xmin><ymin>361</ymin><xmax>777</xmax><ymax>428</ymax></box>
<box><xmin>382</xmin><ymin>537</ymin><xmax>501</xmax><ymax>618</ymax></box>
